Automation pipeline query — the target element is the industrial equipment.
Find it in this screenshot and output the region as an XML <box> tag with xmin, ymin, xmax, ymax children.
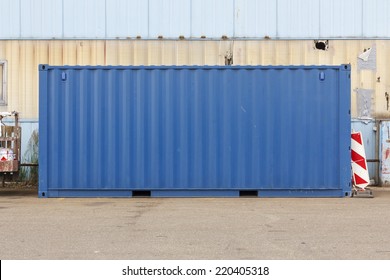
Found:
<box><xmin>0</xmin><ymin>111</ymin><xmax>21</xmax><ymax>184</ymax></box>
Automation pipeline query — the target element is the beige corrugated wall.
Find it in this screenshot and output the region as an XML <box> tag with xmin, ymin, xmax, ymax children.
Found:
<box><xmin>0</xmin><ymin>40</ymin><xmax>386</xmax><ymax>119</ymax></box>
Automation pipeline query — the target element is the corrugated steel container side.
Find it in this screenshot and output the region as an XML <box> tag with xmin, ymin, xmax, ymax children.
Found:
<box><xmin>39</xmin><ymin>65</ymin><xmax>351</xmax><ymax>198</ymax></box>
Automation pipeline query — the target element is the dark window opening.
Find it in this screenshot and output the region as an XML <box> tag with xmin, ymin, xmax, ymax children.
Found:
<box><xmin>314</xmin><ymin>40</ymin><xmax>329</xmax><ymax>51</ymax></box>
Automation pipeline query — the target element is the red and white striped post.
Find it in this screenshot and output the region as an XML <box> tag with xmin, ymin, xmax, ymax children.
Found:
<box><xmin>351</xmin><ymin>131</ymin><xmax>370</xmax><ymax>190</ymax></box>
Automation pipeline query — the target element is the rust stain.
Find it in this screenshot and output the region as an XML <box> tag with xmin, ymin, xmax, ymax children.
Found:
<box><xmin>0</xmin><ymin>160</ymin><xmax>19</xmax><ymax>172</ymax></box>
<box><xmin>385</xmin><ymin>148</ymin><xmax>390</xmax><ymax>159</ymax></box>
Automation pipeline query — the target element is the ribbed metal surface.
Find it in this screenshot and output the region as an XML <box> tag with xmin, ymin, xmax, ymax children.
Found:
<box><xmin>0</xmin><ymin>40</ymin><xmax>385</xmax><ymax>119</ymax></box>
<box><xmin>106</xmin><ymin>0</ymin><xmax>148</xmax><ymax>38</ymax></box>
<box><xmin>39</xmin><ymin>65</ymin><xmax>351</xmax><ymax>197</ymax></box>
<box><xmin>0</xmin><ymin>0</ymin><xmax>20</xmax><ymax>38</ymax></box>
<box><xmin>320</xmin><ymin>0</ymin><xmax>363</xmax><ymax>38</ymax></box>
<box><xmin>362</xmin><ymin>0</ymin><xmax>390</xmax><ymax>37</ymax></box>
<box><xmin>234</xmin><ymin>0</ymin><xmax>276</xmax><ymax>38</ymax></box>
<box><xmin>20</xmin><ymin>0</ymin><xmax>62</xmax><ymax>38</ymax></box>
<box><xmin>149</xmin><ymin>0</ymin><xmax>192</xmax><ymax>38</ymax></box>
<box><xmin>191</xmin><ymin>0</ymin><xmax>234</xmax><ymax>38</ymax></box>
<box><xmin>1</xmin><ymin>0</ymin><xmax>390</xmax><ymax>39</ymax></box>
<box><xmin>278</xmin><ymin>0</ymin><xmax>320</xmax><ymax>38</ymax></box>
<box><xmin>63</xmin><ymin>0</ymin><xmax>106</xmax><ymax>38</ymax></box>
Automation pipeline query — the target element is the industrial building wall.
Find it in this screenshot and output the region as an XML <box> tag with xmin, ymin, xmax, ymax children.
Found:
<box><xmin>0</xmin><ymin>39</ymin><xmax>386</xmax><ymax>119</ymax></box>
<box><xmin>1</xmin><ymin>0</ymin><xmax>390</xmax><ymax>39</ymax></box>
<box><xmin>1</xmin><ymin>0</ymin><xmax>386</xmax><ymax>184</ymax></box>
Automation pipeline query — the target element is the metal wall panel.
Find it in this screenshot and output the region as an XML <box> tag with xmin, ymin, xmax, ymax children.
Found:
<box><xmin>278</xmin><ymin>0</ymin><xmax>320</xmax><ymax>38</ymax></box>
<box><xmin>362</xmin><ymin>0</ymin><xmax>390</xmax><ymax>37</ymax></box>
<box><xmin>106</xmin><ymin>0</ymin><xmax>148</xmax><ymax>38</ymax></box>
<box><xmin>191</xmin><ymin>0</ymin><xmax>234</xmax><ymax>38</ymax></box>
<box><xmin>379</xmin><ymin>121</ymin><xmax>390</xmax><ymax>185</ymax></box>
<box><xmin>149</xmin><ymin>0</ymin><xmax>191</xmax><ymax>38</ymax></box>
<box><xmin>1</xmin><ymin>40</ymin><xmax>388</xmax><ymax>119</ymax></box>
<box><xmin>0</xmin><ymin>40</ymin><xmax>388</xmax><ymax>119</ymax></box>
<box><xmin>39</xmin><ymin>65</ymin><xmax>351</xmax><ymax>197</ymax></box>
<box><xmin>20</xmin><ymin>0</ymin><xmax>62</xmax><ymax>38</ymax></box>
<box><xmin>19</xmin><ymin>121</ymin><xmax>39</xmax><ymax>163</ymax></box>
<box><xmin>234</xmin><ymin>0</ymin><xmax>277</xmax><ymax>38</ymax></box>
<box><xmin>1</xmin><ymin>0</ymin><xmax>390</xmax><ymax>39</ymax></box>
<box><xmin>0</xmin><ymin>0</ymin><xmax>20</xmax><ymax>38</ymax></box>
<box><xmin>320</xmin><ymin>0</ymin><xmax>363</xmax><ymax>38</ymax></box>
<box><xmin>63</xmin><ymin>0</ymin><xmax>106</xmax><ymax>38</ymax></box>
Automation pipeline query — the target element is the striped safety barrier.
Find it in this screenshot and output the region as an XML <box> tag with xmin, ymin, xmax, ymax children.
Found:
<box><xmin>351</xmin><ymin>131</ymin><xmax>370</xmax><ymax>189</ymax></box>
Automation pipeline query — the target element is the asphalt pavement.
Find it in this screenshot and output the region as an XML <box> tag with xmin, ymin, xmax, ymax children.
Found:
<box><xmin>0</xmin><ymin>188</ymin><xmax>389</xmax><ymax>259</ymax></box>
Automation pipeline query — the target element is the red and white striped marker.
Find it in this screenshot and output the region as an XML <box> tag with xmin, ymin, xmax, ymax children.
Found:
<box><xmin>351</xmin><ymin>131</ymin><xmax>370</xmax><ymax>189</ymax></box>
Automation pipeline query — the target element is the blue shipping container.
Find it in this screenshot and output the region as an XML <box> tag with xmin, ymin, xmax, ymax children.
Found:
<box><xmin>39</xmin><ymin>65</ymin><xmax>351</xmax><ymax>197</ymax></box>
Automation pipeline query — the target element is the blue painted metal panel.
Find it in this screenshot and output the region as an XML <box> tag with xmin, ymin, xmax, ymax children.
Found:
<box><xmin>39</xmin><ymin>65</ymin><xmax>351</xmax><ymax>197</ymax></box>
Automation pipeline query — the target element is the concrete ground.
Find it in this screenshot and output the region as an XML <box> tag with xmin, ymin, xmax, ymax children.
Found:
<box><xmin>0</xmin><ymin>188</ymin><xmax>389</xmax><ymax>260</ymax></box>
